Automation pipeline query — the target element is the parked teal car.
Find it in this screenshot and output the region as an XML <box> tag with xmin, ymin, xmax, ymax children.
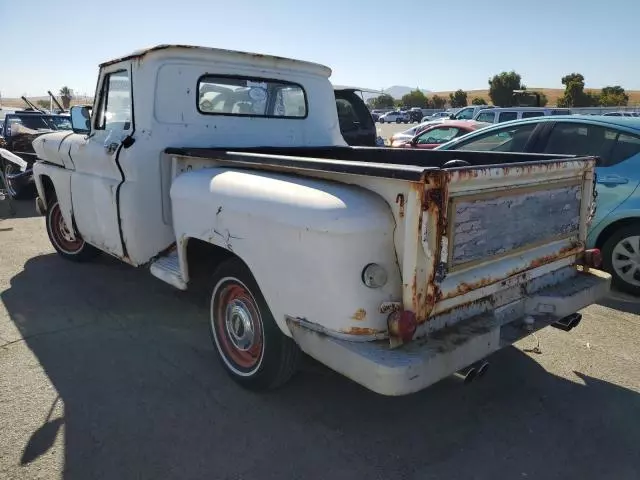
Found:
<box><xmin>437</xmin><ymin>115</ymin><xmax>640</xmax><ymax>294</ymax></box>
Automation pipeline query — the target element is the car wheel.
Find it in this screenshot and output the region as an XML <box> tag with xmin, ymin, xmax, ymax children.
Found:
<box><xmin>46</xmin><ymin>198</ymin><xmax>100</xmax><ymax>262</ymax></box>
<box><xmin>209</xmin><ymin>257</ymin><xmax>301</xmax><ymax>390</ymax></box>
<box><xmin>2</xmin><ymin>160</ymin><xmax>34</xmax><ymax>200</ymax></box>
<box><xmin>379</xmin><ymin>119</ymin><xmax>384</xmax><ymax>124</ymax></box>
<box><xmin>602</xmin><ymin>224</ymin><xmax>640</xmax><ymax>295</ymax></box>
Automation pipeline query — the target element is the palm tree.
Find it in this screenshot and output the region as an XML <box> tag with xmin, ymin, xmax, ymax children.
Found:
<box><xmin>59</xmin><ymin>86</ymin><xmax>73</xmax><ymax>109</ymax></box>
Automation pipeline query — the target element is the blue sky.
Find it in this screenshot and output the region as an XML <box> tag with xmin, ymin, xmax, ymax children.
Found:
<box><xmin>1</xmin><ymin>0</ymin><xmax>638</xmax><ymax>98</ymax></box>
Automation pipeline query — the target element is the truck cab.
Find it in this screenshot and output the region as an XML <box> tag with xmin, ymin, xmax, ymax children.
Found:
<box><xmin>31</xmin><ymin>45</ymin><xmax>609</xmax><ymax>396</ymax></box>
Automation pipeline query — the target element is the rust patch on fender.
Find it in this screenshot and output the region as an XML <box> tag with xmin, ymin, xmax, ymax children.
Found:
<box><xmin>341</xmin><ymin>326</ymin><xmax>384</xmax><ymax>336</ymax></box>
<box><xmin>351</xmin><ymin>308</ymin><xmax>367</xmax><ymax>321</ymax></box>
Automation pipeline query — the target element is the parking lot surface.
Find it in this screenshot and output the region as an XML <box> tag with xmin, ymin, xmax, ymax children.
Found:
<box><xmin>1</xmin><ymin>201</ymin><xmax>640</xmax><ymax>480</ymax></box>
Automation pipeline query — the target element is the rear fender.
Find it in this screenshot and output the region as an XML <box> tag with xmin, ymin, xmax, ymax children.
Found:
<box><xmin>171</xmin><ymin>168</ymin><xmax>402</xmax><ymax>338</ymax></box>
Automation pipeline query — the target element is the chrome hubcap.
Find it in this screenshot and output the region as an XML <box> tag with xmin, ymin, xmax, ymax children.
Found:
<box><xmin>612</xmin><ymin>235</ymin><xmax>640</xmax><ymax>287</ymax></box>
<box><xmin>58</xmin><ymin>215</ymin><xmax>75</xmax><ymax>242</ymax></box>
<box><xmin>225</xmin><ymin>299</ymin><xmax>255</xmax><ymax>351</ymax></box>
<box><xmin>4</xmin><ymin>163</ymin><xmax>17</xmax><ymax>196</ymax></box>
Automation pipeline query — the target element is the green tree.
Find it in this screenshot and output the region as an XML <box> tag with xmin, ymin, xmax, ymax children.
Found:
<box><xmin>401</xmin><ymin>89</ymin><xmax>428</xmax><ymax>108</ymax></box>
<box><xmin>59</xmin><ymin>86</ymin><xmax>74</xmax><ymax>109</ymax></box>
<box><xmin>369</xmin><ymin>93</ymin><xmax>395</xmax><ymax>109</ymax></box>
<box><xmin>488</xmin><ymin>71</ymin><xmax>524</xmax><ymax>107</ymax></box>
<box><xmin>36</xmin><ymin>99</ymin><xmax>50</xmax><ymax>109</ymax></box>
<box><xmin>599</xmin><ymin>86</ymin><xmax>628</xmax><ymax>106</ymax></box>
<box><xmin>557</xmin><ymin>73</ymin><xmax>599</xmax><ymax>107</ymax></box>
<box><xmin>536</xmin><ymin>91</ymin><xmax>549</xmax><ymax>107</ymax></box>
<box><xmin>471</xmin><ymin>97</ymin><xmax>487</xmax><ymax>105</ymax></box>
<box><xmin>431</xmin><ymin>94</ymin><xmax>447</xmax><ymax>109</ymax></box>
<box><xmin>449</xmin><ymin>89</ymin><xmax>468</xmax><ymax>108</ymax></box>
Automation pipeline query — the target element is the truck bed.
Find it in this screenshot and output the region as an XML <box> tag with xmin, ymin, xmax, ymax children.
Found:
<box><xmin>164</xmin><ymin>146</ymin><xmax>577</xmax><ymax>180</ymax></box>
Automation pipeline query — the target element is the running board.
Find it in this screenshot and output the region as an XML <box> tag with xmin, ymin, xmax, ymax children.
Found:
<box><xmin>150</xmin><ymin>251</ymin><xmax>187</xmax><ymax>290</ymax></box>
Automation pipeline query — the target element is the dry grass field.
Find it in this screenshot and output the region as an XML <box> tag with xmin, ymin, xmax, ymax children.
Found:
<box><xmin>430</xmin><ymin>88</ymin><xmax>640</xmax><ymax>106</ymax></box>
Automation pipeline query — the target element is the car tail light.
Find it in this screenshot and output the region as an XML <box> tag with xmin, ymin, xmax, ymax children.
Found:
<box><xmin>580</xmin><ymin>248</ymin><xmax>602</xmax><ymax>268</ymax></box>
<box><xmin>388</xmin><ymin>310</ymin><xmax>417</xmax><ymax>343</ymax></box>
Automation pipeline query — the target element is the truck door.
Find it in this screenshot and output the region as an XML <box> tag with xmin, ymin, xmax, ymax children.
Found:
<box><xmin>69</xmin><ymin>66</ymin><xmax>133</xmax><ymax>257</ymax></box>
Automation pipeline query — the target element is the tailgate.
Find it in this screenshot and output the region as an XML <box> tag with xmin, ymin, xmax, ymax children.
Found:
<box><xmin>420</xmin><ymin>157</ymin><xmax>596</xmax><ymax>316</ymax></box>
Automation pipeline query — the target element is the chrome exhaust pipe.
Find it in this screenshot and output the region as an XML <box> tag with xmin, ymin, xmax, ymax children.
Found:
<box><xmin>453</xmin><ymin>366</ymin><xmax>477</xmax><ymax>385</ymax></box>
<box><xmin>551</xmin><ymin>313</ymin><xmax>583</xmax><ymax>332</ymax></box>
<box><xmin>476</xmin><ymin>361</ymin><xmax>490</xmax><ymax>378</ymax></box>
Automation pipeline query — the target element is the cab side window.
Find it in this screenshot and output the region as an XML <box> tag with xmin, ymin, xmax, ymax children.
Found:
<box><xmin>95</xmin><ymin>70</ymin><xmax>132</xmax><ymax>132</ymax></box>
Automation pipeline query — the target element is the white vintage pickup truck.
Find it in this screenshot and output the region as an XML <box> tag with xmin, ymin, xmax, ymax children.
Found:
<box><xmin>31</xmin><ymin>45</ymin><xmax>609</xmax><ymax>396</ymax></box>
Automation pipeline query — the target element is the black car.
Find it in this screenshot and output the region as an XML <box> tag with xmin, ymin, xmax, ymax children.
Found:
<box><xmin>0</xmin><ymin>111</ymin><xmax>71</xmax><ymax>199</ymax></box>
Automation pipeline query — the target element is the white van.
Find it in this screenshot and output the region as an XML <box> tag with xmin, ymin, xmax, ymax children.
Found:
<box><xmin>473</xmin><ymin>107</ymin><xmax>571</xmax><ymax>124</ymax></box>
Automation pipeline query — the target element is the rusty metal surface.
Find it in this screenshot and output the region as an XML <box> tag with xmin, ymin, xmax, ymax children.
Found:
<box><xmin>449</xmin><ymin>183</ymin><xmax>582</xmax><ymax>267</ymax></box>
<box><xmin>351</xmin><ymin>309</ymin><xmax>367</xmax><ymax>321</ymax></box>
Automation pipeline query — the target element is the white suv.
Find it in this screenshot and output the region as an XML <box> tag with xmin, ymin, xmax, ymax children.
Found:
<box><xmin>378</xmin><ymin>110</ymin><xmax>409</xmax><ymax>124</ymax></box>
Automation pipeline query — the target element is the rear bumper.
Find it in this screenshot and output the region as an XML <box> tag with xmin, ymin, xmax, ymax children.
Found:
<box><xmin>288</xmin><ymin>268</ymin><xmax>610</xmax><ymax>396</ymax></box>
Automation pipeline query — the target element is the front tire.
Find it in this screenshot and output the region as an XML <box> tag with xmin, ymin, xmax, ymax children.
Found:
<box><xmin>209</xmin><ymin>258</ymin><xmax>301</xmax><ymax>390</ymax></box>
<box><xmin>379</xmin><ymin>118</ymin><xmax>384</xmax><ymax>124</ymax></box>
<box><xmin>46</xmin><ymin>199</ymin><xmax>99</xmax><ymax>262</ymax></box>
<box><xmin>602</xmin><ymin>224</ymin><xmax>640</xmax><ymax>295</ymax></box>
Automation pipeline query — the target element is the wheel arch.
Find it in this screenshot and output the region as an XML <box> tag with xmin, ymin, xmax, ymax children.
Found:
<box><xmin>594</xmin><ymin>217</ymin><xmax>640</xmax><ymax>250</ymax></box>
<box><xmin>33</xmin><ymin>164</ymin><xmax>74</xmax><ymax>236</ymax></box>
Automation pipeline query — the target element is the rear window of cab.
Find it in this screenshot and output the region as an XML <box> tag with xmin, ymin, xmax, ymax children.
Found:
<box><xmin>197</xmin><ymin>75</ymin><xmax>307</xmax><ymax>118</ymax></box>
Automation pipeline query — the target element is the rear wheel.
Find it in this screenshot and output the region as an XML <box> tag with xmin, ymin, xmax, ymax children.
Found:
<box><xmin>45</xmin><ymin>199</ymin><xmax>99</xmax><ymax>262</ymax></box>
<box><xmin>209</xmin><ymin>258</ymin><xmax>300</xmax><ymax>390</ymax></box>
<box><xmin>602</xmin><ymin>224</ymin><xmax>640</xmax><ymax>295</ymax></box>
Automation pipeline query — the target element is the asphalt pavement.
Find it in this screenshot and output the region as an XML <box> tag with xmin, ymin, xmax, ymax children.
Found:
<box><xmin>1</xmin><ymin>200</ymin><xmax>640</xmax><ymax>480</ymax></box>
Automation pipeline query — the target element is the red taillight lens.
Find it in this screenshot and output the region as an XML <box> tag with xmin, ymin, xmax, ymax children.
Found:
<box><xmin>581</xmin><ymin>248</ymin><xmax>602</xmax><ymax>268</ymax></box>
<box><xmin>388</xmin><ymin>310</ymin><xmax>417</xmax><ymax>343</ymax></box>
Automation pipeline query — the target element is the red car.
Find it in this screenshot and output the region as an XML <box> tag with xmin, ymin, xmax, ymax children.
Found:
<box><xmin>398</xmin><ymin>120</ymin><xmax>490</xmax><ymax>149</ymax></box>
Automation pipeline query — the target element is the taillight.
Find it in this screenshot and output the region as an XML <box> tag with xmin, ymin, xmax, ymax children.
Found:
<box><xmin>388</xmin><ymin>310</ymin><xmax>417</xmax><ymax>343</ymax></box>
<box><xmin>581</xmin><ymin>248</ymin><xmax>602</xmax><ymax>268</ymax></box>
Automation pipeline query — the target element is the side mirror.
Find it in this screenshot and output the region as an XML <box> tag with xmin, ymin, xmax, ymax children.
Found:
<box><xmin>449</xmin><ymin>114</ymin><xmax>456</xmax><ymax>120</ymax></box>
<box><xmin>70</xmin><ymin>105</ymin><xmax>91</xmax><ymax>134</ymax></box>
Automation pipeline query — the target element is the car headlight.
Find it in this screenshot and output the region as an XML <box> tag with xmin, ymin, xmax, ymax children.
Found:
<box><xmin>362</xmin><ymin>263</ymin><xmax>388</xmax><ymax>288</ymax></box>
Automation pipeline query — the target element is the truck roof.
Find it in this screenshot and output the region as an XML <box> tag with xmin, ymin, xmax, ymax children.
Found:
<box><xmin>99</xmin><ymin>44</ymin><xmax>332</xmax><ymax>78</ymax></box>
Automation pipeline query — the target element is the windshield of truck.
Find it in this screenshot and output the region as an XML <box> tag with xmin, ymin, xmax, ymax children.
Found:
<box><xmin>198</xmin><ymin>75</ymin><xmax>307</xmax><ymax>118</ymax></box>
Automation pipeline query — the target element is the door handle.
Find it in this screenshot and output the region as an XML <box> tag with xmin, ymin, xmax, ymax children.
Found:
<box><xmin>105</xmin><ymin>142</ymin><xmax>119</xmax><ymax>154</ymax></box>
<box><xmin>597</xmin><ymin>175</ymin><xmax>628</xmax><ymax>186</ymax></box>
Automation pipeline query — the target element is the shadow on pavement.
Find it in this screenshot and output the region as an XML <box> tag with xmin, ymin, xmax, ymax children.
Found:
<box><xmin>600</xmin><ymin>289</ymin><xmax>640</xmax><ymax>315</ymax></box>
<box><xmin>2</xmin><ymin>254</ymin><xmax>640</xmax><ymax>480</ymax></box>
<box><xmin>0</xmin><ymin>197</ymin><xmax>40</xmax><ymax>220</ymax></box>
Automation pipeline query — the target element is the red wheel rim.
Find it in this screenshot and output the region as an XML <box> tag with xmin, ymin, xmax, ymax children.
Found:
<box><xmin>212</xmin><ymin>280</ymin><xmax>264</xmax><ymax>373</ymax></box>
<box><xmin>49</xmin><ymin>202</ymin><xmax>84</xmax><ymax>254</ymax></box>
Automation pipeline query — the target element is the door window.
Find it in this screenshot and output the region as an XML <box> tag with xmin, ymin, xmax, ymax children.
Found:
<box><xmin>451</xmin><ymin>123</ymin><xmax>537</xmax><ymax>152</ymax></box>
<box><xmin>522</xmin><ymin>111</ymin><xmax>545</xmax><ymax>119</ymax></box>
<box><xmin>455</xmin><ymin>108</ymin><xmax>474</xmax><ymax>120</ymax></box>
<box><xmin>95</xmin><ymin>70</ymin><xmax>132</xmax><ymax>132</ymax></box>
<box><xmin>498</xmin><ymin>111</ymin><xmax>518</xmax><ymax>122</ymax></box>
<box><xmin>474</xmin><ymin>112</ymin><xmax>495</xmax><ymax>123</ymax></box>
<box><xmin>416</xmin><ymin>127</ymin><xmax>460</xmax><ymax>145</ymax></box>
<box><xmin>542</xmin><ymin>123</ymin><xmax>626</xmax><ymax>165</ymax></box>
<box><xmin>608</xmin><ymin>133</ymin><xmax>640</xmax><ymax>166</ymax></box>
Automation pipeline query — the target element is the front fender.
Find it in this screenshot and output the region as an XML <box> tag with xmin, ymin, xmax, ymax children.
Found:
<box><xmin>171</xmin><ymin>168</ymin><xmax>402</xmax><ymax>338</ymax></box>
<box><xmin>33</xmin><ymin>162</ymin><xmax>74</xmax><ymax>231</ymax></box>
